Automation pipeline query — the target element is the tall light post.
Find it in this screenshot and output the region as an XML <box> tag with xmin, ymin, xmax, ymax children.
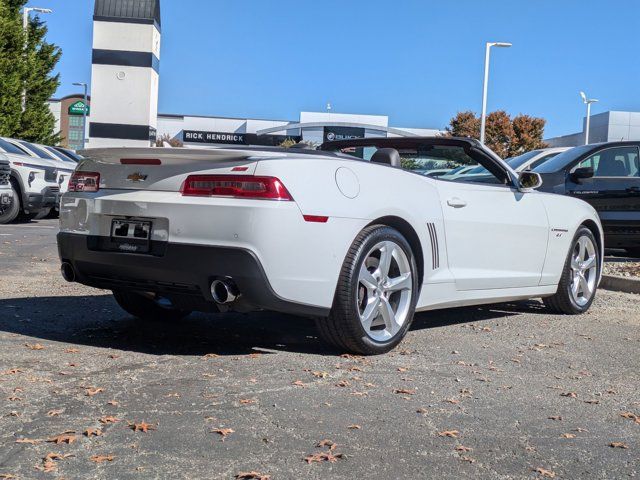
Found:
<box><xmin>73</xmin><ymin>82</ymin><xmax>88</xmax><ymax>150</ymax></box>
<box><xmin>580</xmin><ymin>91</ymin><xmax>599</xmax><ymax>145</ymax></box>
<box><xmin>21</xmin><ymin>7</ymin><xmax>53</xmax><ymax>112</ymax></box>
<box><xmin>480</xmin><ymin>41</ymin><xmax>512</xmax><ymax>144</ymax></box>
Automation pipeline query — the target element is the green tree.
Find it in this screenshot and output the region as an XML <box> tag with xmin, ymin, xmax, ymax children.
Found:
<box><xmin>0</xmin><ymin>0</ymin><xmax>25</xmax><ymax>136</ymax></box>
<box><xmin>0</xmin><ymin>0</ymin><xmax>61</xmax><ymax>144</ymax></box>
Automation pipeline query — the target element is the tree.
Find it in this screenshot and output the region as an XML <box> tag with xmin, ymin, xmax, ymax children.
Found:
<box><xmin>0</xmin><ymin>0</ymin><xmax>25</xmax><ymax>137</ymax></box>
<box><xmin>446</xmin><ymin>110</ymin><xmax>547</xmax><ymax>158</ymax></box>
<box><xmin>156</xmin><ymin>133</ymin><xmax>183</xmax><ymax>147</ymax></box>
<box><xmin>511</xmin><ymin>114</ymin><xmax>547</xmax><ymax>155</ymax></box>
<box><xmin>0</xmin><ymin>0</ymin><xmax>61</xmax><ymax>144</ymax></box>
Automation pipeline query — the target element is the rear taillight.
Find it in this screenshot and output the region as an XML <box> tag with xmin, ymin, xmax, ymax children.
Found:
<box><xmin>181</xmin><ymin>175</ymin><xmax>293</xmax><ymax>200</ymax></box>
<box><xmin>68</xmin><ymin>171</ymin><xmax>100</xmax><ymax>192</ymax></box>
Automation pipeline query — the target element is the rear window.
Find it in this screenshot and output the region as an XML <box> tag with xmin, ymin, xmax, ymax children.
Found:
<box><xmin>0</xmin><ymin>138</ymin><xmax>29</xmax><ymax>155</ymax></box>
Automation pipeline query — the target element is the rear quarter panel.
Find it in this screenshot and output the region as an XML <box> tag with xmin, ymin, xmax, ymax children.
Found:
<box><xmin>538</xmin><ymin>192</ymin><xmax>604</xmax><ymax>285</ymax></box>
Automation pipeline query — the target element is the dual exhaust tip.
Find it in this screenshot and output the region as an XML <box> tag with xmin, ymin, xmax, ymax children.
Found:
<box><xmin>61</xmin><ymin>263</ymin><xmax>238</xmax><ymax>306</ymax></box>
<box><xmin>61</xmin><ymin>262</ymin><xmax>76</xmax><ymax>283</ymax></box>
<box><xmin>210</xmin><ymin>279</ymin><xmax>239</xmax><ymax>304</ymax></box>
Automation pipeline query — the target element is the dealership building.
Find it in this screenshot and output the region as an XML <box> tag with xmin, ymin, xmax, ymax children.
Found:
<box><xmin>545</xmin><ymin>111</ymin><xmax>640</xmax><ymax>147</ymax></box>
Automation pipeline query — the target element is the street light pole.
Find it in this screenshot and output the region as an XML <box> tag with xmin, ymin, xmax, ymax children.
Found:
<box><xmin>580</xmin><ymin>91</ymin><xmax>599</xmax><ymax>145</ymax></box>
<box><xmin>480</xmin><ymin>41</ymin><xmax>512</xmax><ymax>144</ymax></box>
<box><xmin>73</xmin><ymin>82</ymin><xmax>88</xmax><ymax>150</ymax></box>
<box><xmin>21</xmin><ymin>7</ymin><xmax>53</xmax><ymax>112</ymax></box>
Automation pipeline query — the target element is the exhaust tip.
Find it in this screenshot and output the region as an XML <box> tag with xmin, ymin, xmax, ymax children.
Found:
<box><xmin>211</xmin><ymin>279</ymin><xmax>238</xmax><ymax>304</ymax></box>
<box><xmin>61</xmin><ymin>262</ymin><xmax>75</xmax><ymax>282</ymax></box>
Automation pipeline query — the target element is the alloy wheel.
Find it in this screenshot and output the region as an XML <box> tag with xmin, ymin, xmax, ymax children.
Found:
<box><xmin>356</xmin><ymin>240</ymin><xmax>413</xmax><ymax>342</ymax></box>
<box><xmin>570</xmin><ymin>235</ymin><xmax>597</xmax><ymax>307</ymax></box>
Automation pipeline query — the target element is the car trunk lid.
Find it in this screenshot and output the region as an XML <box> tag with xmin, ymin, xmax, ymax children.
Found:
<box><xmin>78</xmin><ymin>147</ymin><xmax>281</xmax><ymax>192</ymax></box>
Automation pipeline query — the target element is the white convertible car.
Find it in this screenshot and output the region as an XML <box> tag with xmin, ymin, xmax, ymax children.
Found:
<box><xmin>57</xmin><ymin>137</ymin><xmax>603</xmax><ymax>354</ymax></box>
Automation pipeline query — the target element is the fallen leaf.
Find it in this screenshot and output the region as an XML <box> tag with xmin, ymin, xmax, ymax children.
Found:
<box><xmin>292</xmin><ymin>380</ymin><xmax>305</xmax><ymax>387</ymax></box>
<box><xmin>533</xmin><ymin>467</ymin><xmax>556</xmax><ymax>478</ymax></box>
<box><xmin>393</xmin><ymin>388</ymin><xmax>415</xmax><ymax>395</ymax></box>
<box><xmin>621</xmin><ymin>412</ymin><xmax>640</xmax><ymax>424</ymax></box>
<box><xmin>212</xmin><ymin>428</ymin><xmax>234</xmax><ymax>441</ymax></box>
<box><xmin>0</xmin><ymin>474</ymin><xmax>16</xmax><ymax>479</ymax></box>
<box><xmin>15</xmin><ymin>438</ymin><xmax>40</xmax><ymax>444</ymax></box>
<box><xmin>85</xmin><ymin>387</ymin><xmax>104</xmax><ymax>397</ymax></box>
<box><xmin>99</xmin><ymin>416</ymin><xmax>119</xmax><ymax>424</ymax></box>
<box><xmin>84</xmin><ymin>428</ymin><xmax>103</xmax><ymax>437</ymax></box>
<box><xmin>609</xmin><ymin>442</ymin><xmax>629</xmax><ymax>449</ymax></box>
<box><xmin>25</xmin><ymin>343</ymin><xmax>45</xmax><ymax>350</ymax></box>
<box><xmin>347</xmin><ymin>424</ymin><xmax>361</xmax><ymax>430</ymax></box>
<box><xmin>445</xmin><ymin>398</ymin><xmax>460</xmax><ymax>404</ymax></box>
<box><xmin>560</xmin><ymin>433</ymin><xmax>576</xmax><ymax>439</ymax></box>
<box><xmin>235</xmin><ymin>472</ymin><xmax>271</xmax><ymax>480</ymax></box>
<box><xmin>335</xmin><ymin>380</ymin><xmax>350</xmax><ymax>387</ymax></box>
<box><xmin>438</xmin><ymin>430</ymin><xmax>459</xmax><ymax>438</ymax></box>
<box><xmin>90</xmin><ymin>454</ymin><xmax>115</xmax><ymax>463</ymax></box>
<box><xmin>64</xmin><ymin>348</ymin><xmax>79</xmax><ymax>353</ymax></box>
<box><xmin>316</xmin><ymin>439</ymin><xmax>336</xmax><ymax>450</ymax></box>
<box><xmin>304</xmin><ymin>451</ymin><xmax>344</xmax><ymax>464</ymax></box>
<box><xmin>203</xmin><ymin>353</ymin><xmax>219</xmax><ymax>358</ymax></box>
<box><xmin>397</xmin><ymin>367</ymin><xmax>409</xmax><ymax>372</ymax></box>
<box><xmin>0</xmin><ymin>368</ymin><xmax>21</xmax><ymax>375</ymax></box>
<box><xmin>39</xmin><ymin>453</ymin><xmax>72</xmax><ymax>473</ymax></box>
<box><xmin>129</xmin><ymin>421</ymin><xmax>156</xmax><ymax>433</ymax></box>
<box><xmin>47</xmin><ymin>409</ymin><xmax>63</xmax><ymax>417</ymax></box>
<box><xmin>239</xmin><ymin>399</ymin><xmax>255</xmax><ymax>405</ymax></box>
<box><xmin>311</xmin><ymin>371</ymin><xmax>329</xmax><ymax>378</ymax></box>
<box><xmin>560</xmin><ymin>392</ymin><xmax>577</xmax><ymax>398</ymax></box>
<box><xmin>548</xmin><ymin>416</ymin><xmax>562</xmax><ymax>421</ymax></box>
<box><xmin>107</xmin><ymin>400</ymin><xmax>119</xmax><ymax>406</ymax></box>
<box><xmin>47</xmin><ymin>432</ymin><xmax>76</xmax><ymax>445</ymax></box>
<box><xmin>455</xmin><ymin>445</ymin><xmax>472</xmax><ymax>452</ymax></box>
<box><xmin>460</xmin><ymin>456</ymin><xmax>476</xmax><ymax>463</ymax></box>
<box><xmin>584</xmin><ymin>399</ymin><xmax>600</xmax><ymax>404</ymax></box>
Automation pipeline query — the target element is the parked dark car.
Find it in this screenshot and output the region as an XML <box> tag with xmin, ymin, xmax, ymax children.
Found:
<box><xmin>534</xmin><ymin>141</ymin><xmax>640</xmax><ymax>256</ymax></box>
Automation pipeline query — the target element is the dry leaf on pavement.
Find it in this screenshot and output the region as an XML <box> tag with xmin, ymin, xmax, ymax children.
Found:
<box><xmin>236</xmin><ymin>472</ymin><xmax>271</xmax><ymax>480</ymax></box>
<box><xmin>47</xmin><ymin>432</ymin><xmax>77</xmax><ymax>444</ymax></box>
<box><xmin>90</xmin><ymin>454</ymin><xmax>115</xmax><ymax>463</ymax></box>
<box><xmin>25</xmin><ymin>343</ymin><xmax>45</xmax><ymax>350</ymax></box>
<box><xmin>609</xmin><ymin>442</ymin><xmax>629</xmax><ymax>449</ymax></box>
<box><xmin>212</xmin><ymin>428</ymin><xmax>234</xmax><ymax>441</ymax></box>
<box><xmin>533</xmin><ymin>467</ymin><xmax>556</xmax><ymax>478</ymax></box>
<box><xmin>393</xmin><ymin>388</ymin><xmax>415</xmax><ymax>395</ymax></box>
<box><xmin>85</xmin><ymin>387</ymin><xmax>104</xmax><ymax>397</ymax></box>
<box><xmin>129</xmin><ymin>421</ymin><xmax>156</xmax><ymax>433</ymax></box>
<box><xmin>304</xmin><ymin>451</ymin><xmax>344</xmax><ymax>464</ymax></box>
<box><xmin>438</xmin><ymin>430</ymin><xmax>459</xmax><ymax>438</ymax></box>
<box><xmin>15</xmin><ymin>438</ymin><xmax>40</xmax><ymax>444</ymax></box>
<box><xmin>84</xmin><ymin>428</ymin><xmax>103</xmax><ymax>437</ymax></box>
<box><xmin>99</xmin><ymin>416</ymin><xmax>119</xmax><ymax>424</ymax></box>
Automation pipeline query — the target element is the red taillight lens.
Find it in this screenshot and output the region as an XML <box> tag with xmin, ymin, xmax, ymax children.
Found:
<box><xmin>181</xmin><ymin>175</ymin><xmax>293</xmax><ymax>200</ymax></box>
<box><xmin>68</xmin><ymin>171</ymin><xmax>100</xmax><ymax>192</ymax></box>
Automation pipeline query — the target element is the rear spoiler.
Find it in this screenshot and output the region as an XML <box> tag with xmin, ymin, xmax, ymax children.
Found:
<box><xmin>78</xmin><ymin>147</ymin><xmax>283</xmax><ymax>165</ymax></box>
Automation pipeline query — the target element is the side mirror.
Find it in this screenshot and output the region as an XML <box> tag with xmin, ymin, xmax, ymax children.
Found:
<box><xmin>570</xmin><ymin>167</ymin><xmax>594</xmax><ymax>182</ymax></box>
<box><xmin>518</xmin><ymin>171</ymin><xmax>543</xmax><ymax>191</ymax></box>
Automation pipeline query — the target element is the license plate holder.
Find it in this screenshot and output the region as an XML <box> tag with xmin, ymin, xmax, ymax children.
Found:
<box><xmin>110</xmin><ymin>219</ymin><xmax>152</xmax><ymax>254</ymax></box>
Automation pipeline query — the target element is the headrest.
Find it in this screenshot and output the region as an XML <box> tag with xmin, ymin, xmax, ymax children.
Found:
<box><xmin>371</xmin><ymin>148</ymin><xmax>401</xmax><ymax>167</ymax></box>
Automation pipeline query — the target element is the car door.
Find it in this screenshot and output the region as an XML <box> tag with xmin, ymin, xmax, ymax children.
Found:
<box><xmin>433</xmin><ymin>162</ymin><xmax>549</xmax><ymax>291</ymax></box>
<box><xmin>566</xmin><ymin>145</ymin><xmax>640</xmax><ymax>247</ymax></box>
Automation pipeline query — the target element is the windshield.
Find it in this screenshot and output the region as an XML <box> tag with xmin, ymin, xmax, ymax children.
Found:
<box><xmin>0</xmin><ymin>138</ymin><xmax>29</xmax><ymax>155</ymax></box>
<box><xmin>18</xmin><ymin>141</ymin><xmax>55</xmax><ymax>160</ymax></box>
<box><xmin>506</xmin><ymin>150</ymin><xmax>543</xmax><ymax>170</ymax></box>
<box><xmin>44</xmin><ymin>146</ymin><xmax>75</xmax><ymax>163</ymax></box>
<box><xmin>534</xmin><ymin>145</ymin><xmax>598</xmax><ymax>173</ymax></box>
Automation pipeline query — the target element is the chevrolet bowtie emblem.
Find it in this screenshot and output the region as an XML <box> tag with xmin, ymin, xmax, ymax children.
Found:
<box><xmin>126</xmin><ymin>172</ymin><xmax>148</xmax><ymax>182</ymax></box>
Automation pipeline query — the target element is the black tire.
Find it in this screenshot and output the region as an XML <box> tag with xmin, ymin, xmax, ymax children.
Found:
<box><xmin>0</xmin><ymin>187</ymin><xmax>20</xmax><ymax>224</ymax></box>
<box><xmin>112</xmin><ymin>290</ymin><xmax>191</xmax><ymax>322</ymax></box>
<box><xmin>316</xmin><ymin>225</ymin><xmax>419</xmax><ymax>355</ymax></box>
<box><xmin>625</xmin><ymin>248</ymin><xmax>640</xmax><ymax>259</ymax></box>
<box><xmin>544</xmin><ymin>226</ymin><xmax>599</xmax><ymax>314</ymax></box>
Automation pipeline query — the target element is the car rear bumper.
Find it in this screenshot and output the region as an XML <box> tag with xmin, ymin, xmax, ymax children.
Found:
<box><xmin>57</xmin><ymin>232</ymin><xmax>330</xmax><ymax>318</ymax></box>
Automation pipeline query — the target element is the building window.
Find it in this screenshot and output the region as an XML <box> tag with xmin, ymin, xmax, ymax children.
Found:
<box><xmin>69</xmin><ymin>116</ymin><xmax>84</xmax><ymax>127</ymax></box>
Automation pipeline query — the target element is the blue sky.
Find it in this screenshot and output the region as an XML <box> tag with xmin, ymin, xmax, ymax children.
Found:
<box><xmin>34</xmin><ymin>0</ymin><xmax>640</xmax><ymax>137</ymax></box>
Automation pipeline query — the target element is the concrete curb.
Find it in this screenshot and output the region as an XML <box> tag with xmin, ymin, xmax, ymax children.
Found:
<box><xmin>600</xmin><ymin>275</ymin><xmax>640</xmax><ymax>295</ymax></box>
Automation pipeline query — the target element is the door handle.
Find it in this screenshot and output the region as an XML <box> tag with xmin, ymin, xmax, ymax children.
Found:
<box><xmin>447</xmin><ymin>197</ymin><xmax>467</xmax><ymax>208</ymax></box>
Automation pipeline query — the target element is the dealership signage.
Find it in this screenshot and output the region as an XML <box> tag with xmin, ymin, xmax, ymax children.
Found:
<box><xmin>68</xmin><ymin>100</ymin><xmax>90</xmax><ymax>116</ymax></box>
<box><xmin>182</xmin><ymin>130</ymin><xmax>301</xmax><ymax>147</ymax></box>
<box><xmin>323</xmin><ymin>126</ymin><xmax>365</xmax><ymax>142</ymax></box>
<box><xmin>183</xmin><ymin>130</ymin><xmax>246</xmax><ymax>145</ymax></box>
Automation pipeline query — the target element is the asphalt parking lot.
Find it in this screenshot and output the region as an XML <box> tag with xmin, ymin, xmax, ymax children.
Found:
<box><xmin>0</xmin><ymin>219</ymin><xmax>638</xmax><ymax>479</ymax></box>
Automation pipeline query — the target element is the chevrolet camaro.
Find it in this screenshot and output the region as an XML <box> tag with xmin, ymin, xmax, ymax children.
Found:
<box><xmin>57</xmin><ymin>137</ymin><xmax>603</xmax><ymax>354</ymax></box>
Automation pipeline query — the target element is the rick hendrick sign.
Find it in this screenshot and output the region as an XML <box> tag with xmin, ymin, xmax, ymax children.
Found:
<box><xmin>183</xmin><ymin>130</ymin><xmax>246</xmax><ymax>145</ymax></box>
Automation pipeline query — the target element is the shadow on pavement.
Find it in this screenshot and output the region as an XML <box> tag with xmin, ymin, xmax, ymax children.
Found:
<box><xmin>0</xmin><ymin>294</ymin><xmax>546</xmax><ymax>357</ymax></box>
